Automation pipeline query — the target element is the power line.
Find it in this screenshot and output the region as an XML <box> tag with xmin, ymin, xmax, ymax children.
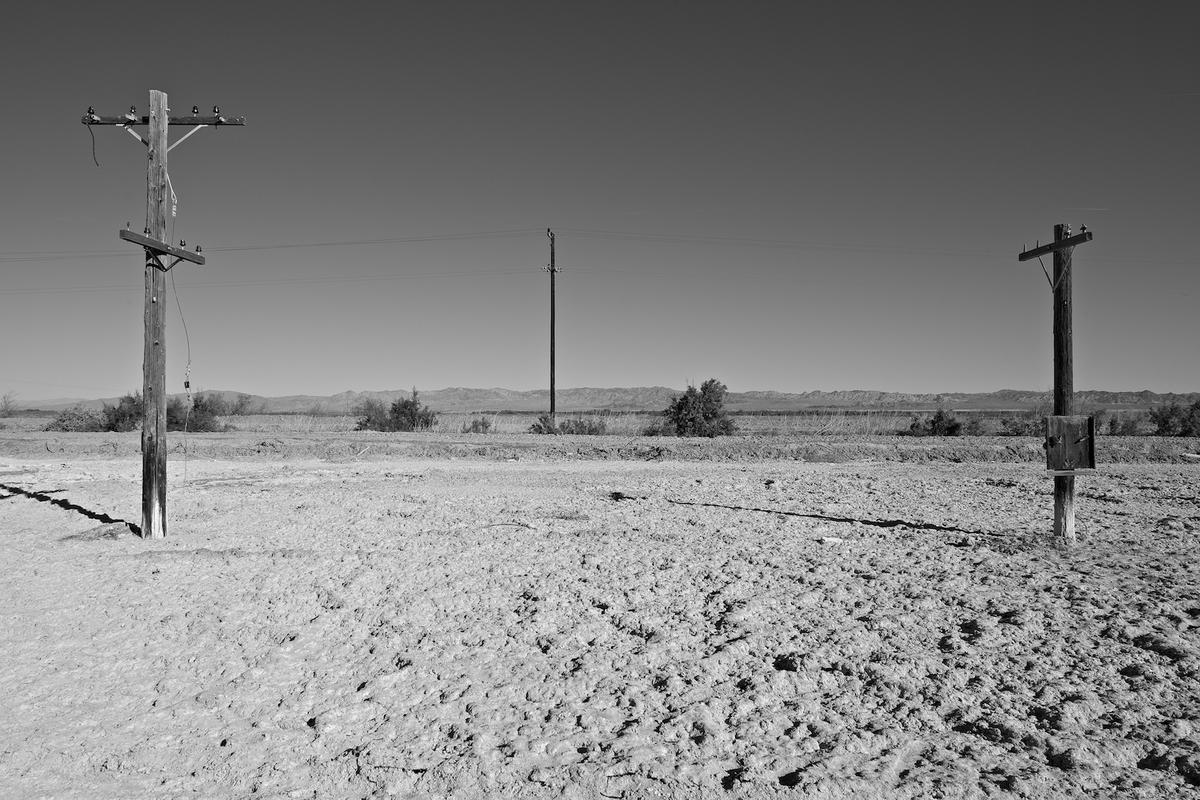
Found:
<box><xmin>558</xmin><ymin>227</ymin><xmax>1013</xmax><ymax>259</ymax></box>
<box><xmin>0</xmin><ymin>228</ymin><xmax>538</xmax><ymax>263</ymax></box>
<box><xmin>0</xmin><ymin>266</ymin><xmax>540</xmax><ymax>296</ymax></box>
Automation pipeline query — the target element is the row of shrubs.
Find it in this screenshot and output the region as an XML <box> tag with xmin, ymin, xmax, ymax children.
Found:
<box><xmin>44</xmin><ymin>386</ymin><xmax>1200</xmax><ymax>439</ymax></box>
<box><xmin>904</xmin><ymin>400</ymin><xmax>1200</xmax><ymax>437</ymax></box>
<box><xmin>351</xmin><ymin>380</ymin><xmax>740</xmax><ymax>438</ymax></box>
<box><xmin>524</xmin><ymin>379</ymin><xmax>737</xmax><ymax>437</ymax></box>
<box><xmin>43</xmin><ymin>392</ymin><xmax>228</xmax><ymax>433</ymax></box>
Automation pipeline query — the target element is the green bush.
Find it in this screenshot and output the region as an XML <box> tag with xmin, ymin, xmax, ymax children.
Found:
<box><xmin>461</xmin><ymin>416</ymin><xmax>493</xmax><ymax>434</ymax></box>
<box><xmin>529</xmin><ymin>414</ymin><xmax>557</xmax><ymax>434</ymax></box>
<box><xmin>44</xmin><ymin>406</ymin><xmax>104</xmax><ymax>432</ymax></box>
<box><xmin>663</xmin><ymin>379</ymin><xmax>735</xmax><ymax>437</ymax></box>
<box><xmin>355</xmin><ymin>390</ymin><xmax>437</xmax><ymax>432</ymax></box>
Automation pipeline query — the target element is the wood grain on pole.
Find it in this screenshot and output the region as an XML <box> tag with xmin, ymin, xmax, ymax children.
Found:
<box><xmin>1052</xmin><ymin>223</ymin><xmax>1075</xmax><ymax>546</ymax></box>
<box><xmin>142</xmin><ymin>90</ymin><xmax>169</xmax><ymax>539</ymax></box>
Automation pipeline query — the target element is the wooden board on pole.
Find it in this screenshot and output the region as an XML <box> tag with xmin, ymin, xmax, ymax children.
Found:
<box><xmin>142</xmin><ymin>89</ymin><xmax>169</xmax><ymax>540</ymax></box>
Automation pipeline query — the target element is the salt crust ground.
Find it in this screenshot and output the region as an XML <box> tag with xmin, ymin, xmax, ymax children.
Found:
<box><xmin>1</xmin><ymin>440</ymin><xmax>1198</xmax><ymax>799</ymax></box>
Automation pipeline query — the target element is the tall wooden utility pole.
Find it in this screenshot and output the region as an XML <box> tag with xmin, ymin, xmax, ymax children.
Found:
<box><xmin>546</xmin><ymin>228</ymin><xmax>558</xmax><ymax>428</ymax></box>
<box><xmin>82</xmin><ymin>90</ymin><xmax>244</xmax><ymax>539</ymax></box>
<box><xmin>1019</xmin><ymin>224</ymin><xmax>1095</xmax><ymax>546</ymax></box>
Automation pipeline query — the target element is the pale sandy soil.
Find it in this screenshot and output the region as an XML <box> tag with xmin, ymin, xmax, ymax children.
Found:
<box><xmin>1</xmin><ymin>435</ymin><xmax>1198</xmax><ymax>799</ymax></box>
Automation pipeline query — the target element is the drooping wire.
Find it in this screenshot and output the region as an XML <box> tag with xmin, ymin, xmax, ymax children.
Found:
<box><xmin>170</xmin><ymin>270</ymin><xmax>192</xmax><ymax>486</ymax></box>
<box><xmin>87</xmin><ymin>125</ymin><xmax>100</xmax><ymax>167</ymax></box>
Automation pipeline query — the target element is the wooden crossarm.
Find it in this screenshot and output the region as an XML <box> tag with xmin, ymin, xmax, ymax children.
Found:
<box><xmin>1018</xmin><ymin>231</ymin><xmax>1093</xmax><ymax>261</ymax></box>
<box><xmin>119</xmin><ymin>229</ymin><xmax>205</xmax><ymax>265</ymax></box>
<box><xmin>82</xmin><ymin>114</ymin><xmax>245</xmax><ymax>126</ymax></box>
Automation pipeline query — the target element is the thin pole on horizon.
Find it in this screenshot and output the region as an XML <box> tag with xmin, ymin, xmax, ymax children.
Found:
<box><xmin>547</xmin><ymin>228</ymin><xmax>558</xmax><ymax>428</ymax></box>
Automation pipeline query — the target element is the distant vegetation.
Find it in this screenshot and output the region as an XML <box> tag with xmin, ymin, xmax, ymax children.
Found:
<box><xmin>657</xmin><ymin>379</ymin><xmax>736</xmax><ymax>437</ymax></box>
<box><xmin>904</xmin><ymin>408</ymin><xmax>973</xmax><ymax>437</ymax></box>
<box><xmin>1148</xmin><ymin>400</ymin><xmax>1200</xmax><ymax>436</ymax></box>
<box><xmin>461</xmin><ymin>416</ymin><xmax>493</xmax><ymax>434</ymax></box>
<box><xmin>43</xmin><ymin>391</ymin><xmax>226</xmax><ymax>433</ymax></box>
<box><xmin>528</xmin><ymin>414</ymin><xmax>608</xmax><ymax>435</ymax></box>
<box><xmin>354</xmin><ymin>390</ymin><xmax>437</xmax><ymax>432</ymax></box>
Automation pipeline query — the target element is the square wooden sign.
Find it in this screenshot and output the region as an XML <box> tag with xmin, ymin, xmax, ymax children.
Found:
<box><xmin>1045</xmin><ymin>415</ymin><xmax>1096</xmax><ymax>472</ymax></box>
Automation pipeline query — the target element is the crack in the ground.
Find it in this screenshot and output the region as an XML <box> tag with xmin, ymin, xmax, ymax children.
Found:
<box><xmin>0</xmin><ymin>482</ymin><xmax>140</xmax><ymax>535</ymax></box>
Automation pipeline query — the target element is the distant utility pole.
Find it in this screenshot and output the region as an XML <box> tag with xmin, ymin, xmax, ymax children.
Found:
<box><xmin>82</xmin><ymin>90</ymin><xmax>244</xmax><ymax>539</ymax></box>
<box><xmin>546</xmin><ymin>228</ymin><xmax>558</xmax><ymax>427</ymax></box>
<box><xmin>1019</xmin><ymin>223</ymin><xmax>1095</xmax><ymax>546</ymax></box>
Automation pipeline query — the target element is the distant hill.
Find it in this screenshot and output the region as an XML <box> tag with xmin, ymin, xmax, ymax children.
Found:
<box><xmin>24</xmin><ymin>387</ymin><xmax>1200</xmax><ymax>414</ymax></box>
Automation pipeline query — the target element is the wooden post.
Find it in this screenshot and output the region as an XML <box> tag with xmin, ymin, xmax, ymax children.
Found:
<box><xmin>142</xmin><ymin>89</ymin><xmax>169</xmax><ymax>539</ymax></box>
<box><xmin>1019</xmin><ymin>224</ymin><xmax>1093</xmax><ymax>547</ymax></box>
<box><xmin>1051</xmin><ymin>223</ymin><xmax>1075</xmax><ymax>545</ymax></box>
<box><xmin>547</xmin><ymin>228</ymin><xmax>557</xmax><ymax>428</ymax></box>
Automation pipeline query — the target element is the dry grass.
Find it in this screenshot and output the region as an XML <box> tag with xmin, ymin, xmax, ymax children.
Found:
<box><xmin>222</xmin><ymin>414</ymin><xmax>358</xmax><ymax>434</ymax></box>
<box><xmin>219</xmin><ymin>411</ymin><xmax>919</xmax><ymax>437</ymax></box>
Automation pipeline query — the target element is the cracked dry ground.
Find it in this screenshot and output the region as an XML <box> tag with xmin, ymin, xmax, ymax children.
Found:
<box><xmin>1</xmin><ymin>457</ymin><xmax>1199</xmax><ymax>799</ymax></box>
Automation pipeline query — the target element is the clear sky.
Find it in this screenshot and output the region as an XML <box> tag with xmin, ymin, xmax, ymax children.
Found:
<box><xmin>2</xmin><ymin>1</ymin><xmax>1197</xmax><ymax>402</ymax></box>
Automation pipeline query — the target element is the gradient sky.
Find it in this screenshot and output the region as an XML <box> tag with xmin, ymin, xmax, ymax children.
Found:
<box><xmin>2</xmin><ymin>1</ymin><xmax>1197</xmax><ymax>402</ymax></box>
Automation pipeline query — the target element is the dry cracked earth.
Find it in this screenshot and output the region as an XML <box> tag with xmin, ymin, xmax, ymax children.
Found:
<box><xmin>1</xmin><ymin>444</ymin><xmax>1198</xmax><ymax>799</ymax></box>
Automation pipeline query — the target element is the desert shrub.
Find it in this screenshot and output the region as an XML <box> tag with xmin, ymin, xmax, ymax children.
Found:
<box><xmin>641</xmin><ymin>419</ymin><xmax>672</xmax><ymax>436</ymax></box>
<box><xmin>1185</xmin><ymin>402</ymin><xmax>1200</xmax><ymax>436</ymax></box>
<box><xmin>998</xmin><ymin>414</ymin><xmax>1041</xmax><ymax>436</ymax></box>
<box><xmin>101</xmin><ymin>392</ymin><xmax>143</xmax><ymax>432</ymax></box>
<box><xmin>354</xmin><ymin>399</ymin><xmax>390</xmax><ymax>431</ymax></box>
<box><xmin>0</xmin><ymin>392</ymin><xmax>16</xmax><ymax>417</ymax></box>
<box><xmin>528</xmin><ymin>414</ymin><xmax>609</xmax><ymax>435</ymax></box>
<box><xmin>1103</xmin><ymin>412</ymin><xmax>1144</xmax><ymax>436</ymax></box>
<box><xmin>229</xmin><ymin>393</ymin><xmax>262</xmax><ymax>415</ymax></box>
<box><xmin>962</xmin><ymin>416</ymin><xmax>984</xmax><ymax>436</ymax></box>
<box><xmin>663</xmin><ymin>379</ymin><xmax>736</xmax><ymax>437</ymax></box>
<box><xmin>557</xmin><ymin>417</ymin><xmax>608</xmax><ymax>435</ymax></box>
<box><xmin>461</xmin><ymin>416</ymin><xmax>493</xmax><ymax>434</ymax></box>
<box><xmin>168</xmin><ymin>394</ymin><xmax>226</xmax><ymax>432</ymax></box>
<box><xmin>44</xmin><ymin>406</ymin><xmax>104</xmax><ymax>432</ymax></box>
<box><xmin>194</xmin><ymin>392</ymin><xmax>230</xmax><ymax>416</ymax></box>
<box><xmin>1150</xmin><ymin>401</ymin><xmax>1200</xmax><ymax>436</ymax></box>
<box><xmin>928</xmin><ymin>408</ymin><xmax>962</xmax><ymax>436</ymax></box>
<box><xmin>903</xmin><ymin>409</ymin><xmax>963</xmax><ymax>437</ymax></box>
<box><xmin>388</xmin><ymin>390</ymin><xmax>437</xmax><ymax>431</ymax></box>
<box><xmin>355</xmin><ymin>391</ymin><xmax>437</xmax><ymax>432</ymax></box>
<box><xmin>1150</xmin><ymin>404</ymin><xmax>1182</xmax><ymax>436</ymax></box>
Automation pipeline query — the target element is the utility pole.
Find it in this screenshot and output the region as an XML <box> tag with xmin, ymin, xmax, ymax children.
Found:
<box><xmin>546</xmin><ymin>228</ymin><xmax>558</xmax><ymax>428</ymax></box>
<box><xmin>82</xmin><ymin>90</ymin><xmax>244</xmax><ymax>539</ymax></box>
<box><xmin>1019</xmin><ymin>224</ymin><xmax>1095</xmax><ymax>546</ymax></box>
